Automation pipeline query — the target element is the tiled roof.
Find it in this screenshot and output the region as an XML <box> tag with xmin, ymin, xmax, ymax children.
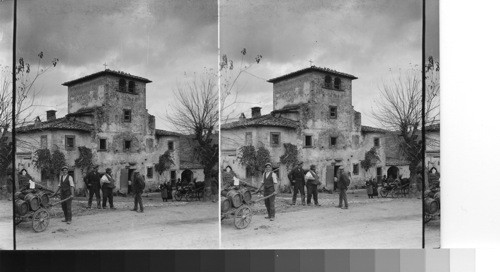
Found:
<box><xmin>17</xmin><ymin>118</ymin><xmax>93</xmax><ymax>133</ymax></box>
<box><xmin>425</xmin><ymin>123</ymin><xmax>440</xmax><ymax>132</ymax></box>
<box><xmin>221</xmin><ymin>114</ymin><xmax>299</xmax><ymax>130</ymax></box>
<box><xmin>268</xmin><ymin>66</ymin><xmax>358</xmax><ymax>83</ymax></box>
<box><xmin>62</xmin><ymin>69</ymin><xmax>152</xmax><ymax>86</ymax></box>
<box><xmin>155</xmin><ymin>129</ymin><xmax>182</xmax><ymax>137</ymax></box>
<box><xmin>66</xmin><ymin>106</ymin><xmax>102</xmax><ymax>117</ymax></box>
<box><xmin>361</xmin><ymin>125</ymin><xmax>389</xmax><ymax>134</ymax></box>
<box><xmin>386</xmin><ymin>158</ymin><xmax>410</xmax><ymax>166</ymax></box>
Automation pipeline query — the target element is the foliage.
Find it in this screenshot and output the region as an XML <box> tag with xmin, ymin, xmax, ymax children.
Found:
<box><xmin>33</xmin><ymin>148</ymin><xmax>66</xmax><ymax>179</ymax></box>
<box><xmin>238</xmin><ymin>145</ymin><xmax>272</xmax><ymax>176</ymax></box>
<box><xmin>155</xmin><ymin>150</ymin><xmax>175</xmax><ymax>175</ymax></box>
<box><xmin>279</xmin><ymin>143</ymin><xmax>298</xmax><ymax>170</ymax></box>
<box><xmin>238</xmin><ymin>145</ymin><xmax>257</xmax><ymax>175</ymax></box>
<box><xmin>74</xmin><ymin>146</ymin><xmax>93</xmax><ymax>174</ymax></box>
<box><xmin>360</xmin><ymin>147</ymin><xmax>380</xmax><ymax>172</ymax></box>
<box><xmin>255</xmin><ymin>146</ymin><xmax>271</xmax><ymax>174</ymax></box>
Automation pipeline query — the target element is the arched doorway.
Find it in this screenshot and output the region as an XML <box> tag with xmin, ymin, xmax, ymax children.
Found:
<box><xmin>387</xmin><ymin>166</ymin><xmax>399</xmax><ymax>180</ymax></box>
<box><xmin>181</xmin><ymin>169</ymin><xmax>193</xmax><ymax>185</ymax></box>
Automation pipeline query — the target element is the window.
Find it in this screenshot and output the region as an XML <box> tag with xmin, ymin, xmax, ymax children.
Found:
<box><xmin>374</xmin><ymin>137</ymin><xmax>380</xmax><ymax>147</ymax></box>
<box><xmin>124</xmin><ymin>140</ymin><xmax>131</xmax><ymax>151</ymax></box>
<box><xmin>119</xmin><ymin>78</ymin><xmax>126</xmax><ymax>92</ymax></box>
<box><xmin>304</xmin><ymin>135</ymin><xmax>312</xmax><ymax>147</ymax></box>
<box><xmin>334</xmin><ymin>77</ymin><xmax>341</xmax><ymax>89</ymax></box>
<box><xmin>123</xmin><ymin>109</ymin><xmax>132</xmax><ymax>122</ymax></box>
<box><xmin>147</xmin><ymin>167</ymin><xmax>153</xmax><ymax>178</ymax></box>
<box><xmin>170</xmin><ymin>170</ymin><xmax>177</xmax><ymax>182</ymax></box>
<box><xmin>353</xmin><ymin>163</ymin><xmax>359</xmax><ymax>175</ymax></box>
<box><xmin>324</xmin><ymin>75</ymin><xmax>333</xmax><ymax>89</ymax></box>
<box><xmin>40</xmin><ymin>135</ymin><xmax>48</xmax><ymax>149</ymax></box>
<box><xmin>270</xmin><ymin>132</ymin><xmax>281</xmax><ymax>147</ymax></box>
<box><xmin>99</xmin><ymin>138</ymin><xmax>107</xmax><ymax>150</ymax></box>
<box><xmin>245</xmin><ymin>132</ymin><xmax>253</xmax><ymax>146</ymax></box>
<box><xmin>128</xmin><ymin>81</ymin><xmax>136</xmax><ymax>93</ymax></box>
<box><xmin>65</xmin><ymin>135</ymin><xmax>75</xmax><ymax>150</ymax></box>
<box><xmin>168</xmin><ymin>141</ymin><xmax>174</xmax><ymax>151</ymax></box>
<box><xmin>330</xmin><ymin>137</ymin><xmax>337</xmax><ymax>147</ymax></box>
<box><xmin>329</xmin><ymin>106</ymin><xmax>338</xmax><ymax>119</ymax></box>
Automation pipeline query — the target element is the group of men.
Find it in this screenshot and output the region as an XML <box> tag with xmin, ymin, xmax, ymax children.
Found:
<box><xmin>288</xmin><ymin>161</ymin><xmax>350</xmax><ymax>209</ymax></box>
<box><xmin>84</xmin><ymin>165</ymin><xmax>146</xmax><ymax>213</ymax></box>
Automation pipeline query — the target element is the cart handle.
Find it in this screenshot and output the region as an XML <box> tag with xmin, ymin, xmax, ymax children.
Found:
<box><xmin>49</xmin><ymin>196</ymin><xmax>73</xmax><ymax>207</ymax></box>
<box><xmin>250</xmin><ymin>193</ymin><xmax>277</xmax><ymax>203</ymax></box>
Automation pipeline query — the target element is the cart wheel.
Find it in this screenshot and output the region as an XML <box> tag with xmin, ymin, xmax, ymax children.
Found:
<box><xmin>174</xmin><ymin>191</ymin><xmax>182</xmax><ymax>201</ymax></box>
<box><xmin>32</xmin><ymin>208</ymin><xmax>50</xmax><ymax>232</ymax></box>
<box><xmin>234</xmin><ymin>205</ymin><xmax>252</xmax><ymax>229</ymax></box>
<box><xmin>380</xmin><ymin>188</ymin><xmax>389</xmax><ymax>198</ymax></box>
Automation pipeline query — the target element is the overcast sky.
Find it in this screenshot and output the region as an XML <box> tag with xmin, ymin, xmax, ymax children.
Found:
<box><xmin>220</xmin><ymin>0</ymin><xmax>439</xmax><ymax>127</ymax></box>
<box><xmin>0</xmin><ymin>0</ymin><xmax>217</xmax><ymax>131</ymax></box>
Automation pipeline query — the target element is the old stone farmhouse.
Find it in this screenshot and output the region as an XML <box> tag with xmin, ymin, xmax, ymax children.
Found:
<box><xmin>221</xmin><ymin>66</ymin><xmax>410</xmax><ymax>189</ymax></box>
<box><xmin>15</xmin><ymin>69</ymin><xmax>204</xmax><ymax>193</ymax></box>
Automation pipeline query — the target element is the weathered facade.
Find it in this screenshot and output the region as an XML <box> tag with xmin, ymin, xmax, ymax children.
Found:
<box><xmin>16</xmin><ymin>70</ymin><xmax>203</xmax><ymax>193</ymax></box>
<box><xmin>221</xmin><ymin>66</ymin><xmax>409</xmax><ymax>188</ymax></box>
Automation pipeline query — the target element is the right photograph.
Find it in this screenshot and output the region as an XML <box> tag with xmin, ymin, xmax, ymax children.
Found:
<box><xmin>220</xmin><ymin>0</ymin><xmax>434</xmax><ymax>248</ymax></box>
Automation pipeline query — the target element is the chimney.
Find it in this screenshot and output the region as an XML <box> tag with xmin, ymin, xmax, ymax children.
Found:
<box><xmin>46</xmin><ymin>110</ymin><xmax>56</xmax><ymax>121</ymax></box>
<box><xmin>34</xmin><ymin>116</ymin><xmax>41</xmax><ymax>124</ymax></box>
<box><xmin>251</xmin><ymin>107</ymin><xmax>261</xmax><ymax>118</ymax></box>
<box><xmin>239</xmin><ymin>113</ymin><xmax>246</xmax><ymax>122</ymax></box>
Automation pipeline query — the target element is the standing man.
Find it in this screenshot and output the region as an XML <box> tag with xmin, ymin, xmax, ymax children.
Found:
<box><xmin>53</xmin><ymin>166</ymin><xmax>74</xmax><ymax>224</ymax></box>
<box><xmin>84</xmin><ymin>165</ymin><xmax>101</xmax><ymax>209</ymax></box>
<box><xmin>257</xmin><ymin>163</ymin><xmax>278</xmax><ymax>221</ymax></box>
<box><xmin>337</xmin><ymin>166</ymin><xmax>350</xmax><ymax>209</ymax></box>
<box><xmin>210</xmin><ymin>172</ymin><xmax>218</xmax><ymax>203</ymax></box>
<box><xmin>289</xmin><ymin>161</ymin><xmax>306</xmax><ymax>205</ymax></box>
<box><xmin>130</xmin><ymin>172</ymin><xmax>145</xmax><ymax>213</ymax></box>
<box><xmin>6</xmin><ymin>170</ymin><xmax>13</xmax><ymax>201</ymax></box>
<box><xmin>100</xmin><ymin>168</ymin><xmax>116</xmax><ymax>210</ymax></box>
<box><xmin>305</xmin><ymin>165</ymin><xmax>321</xmax><ymax>206</ymax></box>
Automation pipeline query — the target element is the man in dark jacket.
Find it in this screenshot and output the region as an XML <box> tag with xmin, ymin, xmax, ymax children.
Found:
<box><xmin>130</xmin><ymin>172</ymin><xmax>145</xmax><ymax>213</ymax></box>
<box><xmin>337</xmin><ymin>166</ymin><xmax>350</xmax><ymax>209</ymax></box>
<box><xmin>85</xmin><ymin>165</ymin><xmax>101</xmax><ymax>209</ymax></box>
<box><xmin>289</xmin><ymin>161</ymin><xmax>306</xmax><ymax>205</ymax></box>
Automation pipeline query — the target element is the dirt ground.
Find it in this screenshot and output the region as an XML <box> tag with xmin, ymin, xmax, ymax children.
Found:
<box><xmin>15</xmin><ymin>193</ymin><xmax>219</xmax><ymax>249</ymax></box>
<box><xmin>425</xmin><ymin>219</ymin><xmax>441</xmax><ymax>248</ymax></box>
<box><xmin>222</xmin><ymin>190</ymin><xmax>423</xmax><ymax>249</ymax></box>
<box><xmin>0</xmin><ymin>199</ymin><xmax>14</xmax><ymax>250</ymax></box>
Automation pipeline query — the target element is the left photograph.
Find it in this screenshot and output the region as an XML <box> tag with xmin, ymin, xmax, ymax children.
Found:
<box><xmin>10</xmin><ymin>0</ymin><xmax>219</xmax><ymax>249</ymax></box>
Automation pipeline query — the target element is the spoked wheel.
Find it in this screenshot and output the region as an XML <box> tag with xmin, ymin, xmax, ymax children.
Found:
<box><xmin>32</xmin><ymin>208</ymin><xmax>50</xmax><ymax>232</ymax></box>
<box><xmin>380</xmin><ymin>188</ymin><xmax>389</xmax><ymax>198</ymax></box>
<box><xmin>174</xmin><ymin>191</ymin><xmax>183</xmax><ymax>201</ymax></box>
<box><xmin>234</xmin><ymin>205</ymin><xmax>252</xmax><ymax>229</ymax></box>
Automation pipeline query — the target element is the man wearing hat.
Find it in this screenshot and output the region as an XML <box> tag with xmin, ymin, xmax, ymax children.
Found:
<box><xmin>100</xmin><ymin>168</ymin><xmax>116</xmax><ymax>210</ymax></box>
<box><xmin>257</xmin><ymin>162</ymin><xmax>278</xmax><ymax>221</ymax></box>
<box><xmin>53</xmin><ymin>166</ymin><xmax>75</xmax><ymax>224</ymax></box>
<box><xmin>289</xmin><ymin>161</ymin><xmax>306</xmax><ymax>205</ymax></box>
<box><xmin>337</xmin><ymin>166</ymin><xmax>350</xmax><ymax>209</ymax></box>
<box><xmin>84</xmin><ymin>165</ymin><xmax>102</xmax><ymax>209</ymax></box>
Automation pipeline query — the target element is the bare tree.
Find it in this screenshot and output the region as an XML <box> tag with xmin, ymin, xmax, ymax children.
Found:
<box><xmin>219</xmin><ymin>48</ymin><xmax>262</xmax><ymax>123</ymax></box>
<box><xmin>166</xmin><ymin>76</ymin><xmax>218</xmax><ymax>179</ymax></box>
<box><xmin>371</xmin><ymin>57</ymin><xmax>439</xmax><ymax>179</ymax></box>
<box><xmin>0</xmin><ymin>52</ymin><xmax>58</xmax><ymax>176</ymax></box>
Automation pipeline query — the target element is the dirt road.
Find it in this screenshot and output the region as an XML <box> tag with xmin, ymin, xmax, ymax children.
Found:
<box><xmin>16</xmin><ymin>195</ymin><xmax>219</xmax><ymax>249</ymax></box>
<box><xmin>0</xmin><ymin>200</ymin><xmax>13</xmax><ymax>250</ymax></box>
<box><xmin>425</xmin><ymin>219</ymin><xmax>441</xmax><ymax>248</ymax></box>
<box><xmin>222</xmin><ymin>193</ymin><xmax>422</xmax><ymax>249</ymax></box>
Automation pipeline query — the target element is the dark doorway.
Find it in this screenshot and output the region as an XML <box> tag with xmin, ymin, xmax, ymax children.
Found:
<box><xmin>376</xmin><ymin>167</ymin><xmax>383</xmax><ymax>182</ymax></box>
<box><xmin>128</xmin><ymin>169</ymin><xmax>136</xmax><ymax>194</ymax></box>
<box><xmin>387</xmin><ymin>166</ymin><xmax>399</xmax><ymax>180</ymax></box>
<box><xmin>181</xmin><ymin>169</ymin><xmax>193</xmax><ymax>186</ymax></box>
